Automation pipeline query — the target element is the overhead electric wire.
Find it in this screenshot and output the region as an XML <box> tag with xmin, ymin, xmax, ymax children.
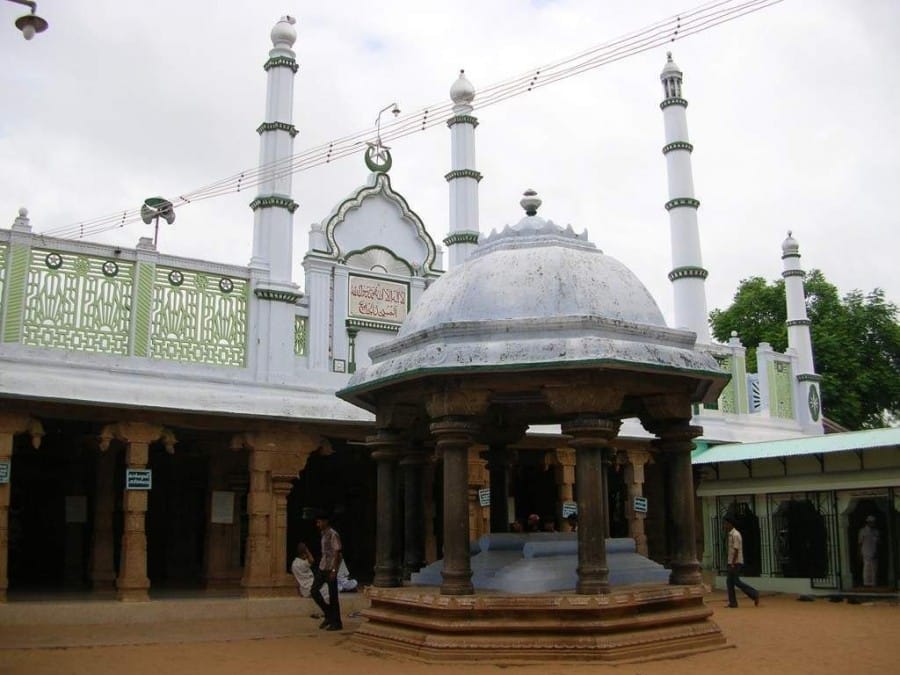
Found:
<box><xmin>39</xmin><ymin>0</ymin><xmax>783</xmax><ymax>241</ymax></box>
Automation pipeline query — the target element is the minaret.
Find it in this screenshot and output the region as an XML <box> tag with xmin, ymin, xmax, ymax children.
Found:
<box><xmin>782</xmin><ymin>232</ymin><xmax>824</xmax><ymax>432</ymax></box>
<box><xmin>659</xmin><ymin>53</ymin><xmax>710</xmax><ymax>343</ymax></box>
<box><xmin>248</xmin><ymin>16</ymin><xmax>302</xmax><ymax>382</ymax></box>
<box><xmin>444</xmin><ymin>70</ymin><xmax>480</xmax><ymax>269</ymax></box>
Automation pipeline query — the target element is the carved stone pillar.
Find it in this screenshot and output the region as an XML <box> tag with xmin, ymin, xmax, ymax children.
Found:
<box><xmin>368</xmin><ymin>430</ymin><xmax>404</xmax><ymax>587</ymax></box>
<box><xmin>401</xmin><ymin>449</ymin><xmax>428</xmax><ymax>579</ymax></box>
<box><xmin>231</xmin><ymin>429</ymin><xmax>322</xmax><ymax>597</ymax></box>
<box><xmin>467</xmin><ymin>446</ymin><xmax>489</xmax><ymax>541</ymax></box>
<box><xmin>624</xmin><ymin>449</ymin><xmax>652</xmax><ymax>556</ymax></box>
<box><xmin>271</xmin><ymin>475</ymin><xmax>294</xmax><ymax>589</ymax></box>
<box><xmin>242</xmin><ymin>448</ymin><xmax>272</xmax><ymax>592</ymax></box>
<box><xmin>553</xmin><ymin>448</ymin><xmax>576</xmax><ymax>530</ymax></box>
<box><xmin>562</xmin><ymin>416</ymin><xmax>620</xmax><ymax>595</ymax></box>
<box><xmin>98</xmin><ymin>422</ymin><xmax>173</xmax><ymax>602</ymax></box>
<box><xmin>430</xmin><ymin>417</ymin><xmax>480</xmax><ymax>595</ymax></box>
<box><xmin>0</xmin><ymin>413</ymin><xmax>43</xmax><ymax>603</ymax></box>
<box><xmin>90</xmin><ymin>444</ymin><xmax>117</xmax><ymax>590</ymax></box>
<box><xmin>654</xmin><ymin>421</ymin><xmax>703</xmax><ymax>585</ymax></box>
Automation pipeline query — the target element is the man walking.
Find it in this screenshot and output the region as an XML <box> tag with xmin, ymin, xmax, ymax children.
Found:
<box><xmin>310</xmin><ymin>511</ymin><xmax>343</xmax><ymax>631</ymax></box>
<box><xmin>723</xmin><ymin>516</ymin><xmax>759</xmax><ymax>608</ymax></box>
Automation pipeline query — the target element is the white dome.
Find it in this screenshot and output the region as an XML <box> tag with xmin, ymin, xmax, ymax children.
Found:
<box><xmin>399</xmin><ymin>217</ymin><xmax>666</xmax><ymax>337</ymax></box>
<box><xmin>271</xmin><ymin>16</ymin><xmax>297</xmax><ymax>48</ymax></box>
<box><xmin>450</xmin><ymin>70</ymin><xmax>476</xmax><ymax>105</ymax></box>
<box><xmin>660</xmin><ymin>51</ymin><xmax>682</xmax><ymax>78</ymax></box>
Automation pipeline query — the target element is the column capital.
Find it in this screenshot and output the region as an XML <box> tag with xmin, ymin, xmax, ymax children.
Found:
<box><xmin>230</xmin><ymin>429</ymin><xmax>327</xmax><ymax>478</ymax></box>
<box><xmin>0</xmin><ymin>412</ymin><xmax>43</xmax><ymax>449</ymax></box>
<box><xmin>426</xmin><ymin>389</ymin><xmax>491</xmax><ymax>419</ymax></box>
<box><xmin>98</xmin><ymin>422</ymin><xmax>174</xmax><ymax>452</ymax></box>
<box><xmin>429</xmin><ymin>416</ymin><xmax>480</xmax><ymax>448</ymax></box>
<box><xmin>561</xmin><ymin>416</ymin><xmax>621</xmax><ymax>449</ymax></box>
<box><xmin>366</xmin><ymin>429</ymin><xmax>406</xmax><ymax>461</ymax></box>
<box><xmin>649</xmin><ymin>420</ymin><xmax>703</xmax><ymax>453</ymax></box>
<box><xmin>543</xmin><ymin>387</ymin><xmax>623</xmax><ymax>417</ymax></box>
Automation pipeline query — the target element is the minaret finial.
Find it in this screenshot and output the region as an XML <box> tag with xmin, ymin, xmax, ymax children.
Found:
<box><xmin>520</xmin><ymin>189</ymin><xmax>541</xmax><ymax>216</ymax></box>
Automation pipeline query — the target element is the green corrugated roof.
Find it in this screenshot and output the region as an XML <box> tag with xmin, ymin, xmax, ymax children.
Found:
<box><xmin>692</xmin><ymin>427</ymin><xmax>900</xmax><ymax>464</ymax></box>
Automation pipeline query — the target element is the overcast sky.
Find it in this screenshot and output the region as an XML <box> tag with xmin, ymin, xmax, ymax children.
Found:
<box><xmin>1</xmin><ymin>0</ymin><xmax>897</xmax><ymax>328</ymax></box>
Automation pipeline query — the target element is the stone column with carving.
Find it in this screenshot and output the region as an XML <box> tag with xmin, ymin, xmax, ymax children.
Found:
<box><xmin>99</xmin><ymin>422</ymin><xmax>173</xmax><ymax>602</ymax></box>
<box><xmin>0</xmin><ymin>413</ymin><xmax>43</xmax><ymax>602</ymax></box>
<box><xmin>430</xmin><ymin>417</ymin><xmax>480</xmax><ymax>595</ymax></box>
<box><xmin>90</xmin><ymin>443</ymin><xmax>117</xmax><ymax>590</ymax></box>
<box><xmin>467</xmin><ymin>446</ymin><xmax>489</xmax><ymax>541</ymax></box>
<box><xmin>401</xmin><ymin>449</ymin><xmax>428</xmax><ymax>579</ymax></box>
<box><xmin>654</xmin><ymin>421</ymin><xmax>704</xmax><ymax>585</ymax></box>
<box><xmin>368</xmin><ymin>430</ymin><xmax>404</xmax><ymax>587</ymax></box>
<box><xmin>553</xmin><ymin>448</ymin><xmax>576</xmax><ymax>530</ymax></box>
<box><xmin>562</xmin><ymin>417</ymin><xmax>621</xmax><ymax>595</ymax></box>
<box><xmin>624</xmin><ymin>449</ymin><xmax>652</xmax><ymax>556</ymax></box>
<box><xmin>232</xmin><ymin>429</ymin><xmax>321</xmax><ymax>596</ymax></box>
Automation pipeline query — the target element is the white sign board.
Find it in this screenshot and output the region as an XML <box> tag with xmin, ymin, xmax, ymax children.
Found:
<box><xmin>0</xmin><ymin>460</ymin><xmax>10</xmax><ymax>484</ymax></box>
<box><xmin>478</xmin><ymin>488</ymin><xmax>491</xmax><ymax>507</ymax></box>
<box><xmin>561</xmin><ymin>501</ymin><xmax>578</xmax><ymax>517</ymax></box>
<box><xmin>126</xmin><ymin>469</ymin><xmax>152</xmax><ymax>490</ymax></box>
<box><xmin>348</xmin><ymin>275</ymin><xmax>409</xmax><ymax>324</ymax></box>
<box><xmin>211</xmin><ymin>491</ymin><xmax>235</xmax><ymax>524</ymax></box>
<box><xmin>633</xmin><ymin>496</ymin><xmax>648</xmax><ymax>514</ymax></box>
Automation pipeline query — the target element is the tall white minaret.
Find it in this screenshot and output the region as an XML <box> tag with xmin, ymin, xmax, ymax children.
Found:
<box><xmin>659</xmin><ymin>53</ymin><xmax>710</xmax><ymax>343</ymax></box>
<box><xmin>444</xmin><ymin>70</ymin><xmax>480</xmax><ymax>269</ymax></box>
<box><xmin>782</xmin><ymin>232</ymin><xmax>824</xmax><ymax>432</ymax></box>
<box><xmin>248</xmin><ymin>16</ymin><xmax>302</xmax><ymax>382</ymax></box>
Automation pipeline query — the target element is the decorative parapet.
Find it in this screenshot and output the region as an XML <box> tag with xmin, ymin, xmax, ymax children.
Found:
<box><xmin>151</xmin><ymin>266</ymin><xmax>248</xmax><ymax>367</ymax></box>
<box><xmin>767</xmin><ymin>358</ymin><xmax>795</xmax><ymax>420</ymax></box>
<box><xmin>662</xmin><ymin>141</ymin><xmax>693</xmax><ymax>154</ymax></box>
<box><xmin>443</xmin><ymin>231</ymin><xmax>479</xmax><ymax>246</ymax></box>
<box><xmin>263</xmin><ymin>55</ymin><xmax>299</xmax><ymax>73</ymax></box>
<box><xmin>667</xmin><ymin>265</ymin><xmax>708</xmax><ymax>282</ymax></box>
<box><xmin>249</xmin><ymin>195</ymin><xmax>299</xmax><ymax>213</ymax></box>
<box><xmin>664</xmin><ymin>197</ymin><xmax>700</xmax><ymax>211</ymax></box>
<box><xmin>660</xmin><ymin>97</ymin><xmax>688</xmax><ymax>110</ymax></box>
<box><xmin>447</xmin><ymin>114</ymin><xmax>479</xmax><ymax>128</ymax></box>
<box><xmin>256</xmin><ymin>121</ymin><xmax>298</xmax><ymax>138</ymax></box>
<box><xmin>444</xmin><ymin>169</ymin><xmax>483</xmax><ymax>182</ymax></box>
<box><xmin>254</xmin><ymin>288</ymin><xmax>301</xmax><ymax>304</ymax></box>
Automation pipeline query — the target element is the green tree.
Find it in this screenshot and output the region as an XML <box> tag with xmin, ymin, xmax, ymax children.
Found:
<box><xmin>710</xmin><ymin>270</ymin><xmax>900</xmax><ymax>430</ymax></box>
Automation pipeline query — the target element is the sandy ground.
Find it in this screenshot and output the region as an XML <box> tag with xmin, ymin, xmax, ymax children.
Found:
<box><xmin>1</xmin><ymin>591</ymin><xmax>898</xmax><ymax>675</ymax></box>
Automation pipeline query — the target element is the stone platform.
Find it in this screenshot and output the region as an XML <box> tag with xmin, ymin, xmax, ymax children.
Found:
<box><xmin>353</xmin><ymin>584</ymin><xmax>727</xmax><ymax>663</ymax></box>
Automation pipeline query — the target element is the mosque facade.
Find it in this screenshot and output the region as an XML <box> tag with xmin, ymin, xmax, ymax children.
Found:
<box><xmin>0</xmin><ymin>17</ymin><xmax>894</xmax><ymax>604</ymax></box>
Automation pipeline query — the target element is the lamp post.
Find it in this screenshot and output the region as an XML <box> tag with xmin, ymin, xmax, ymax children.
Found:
<box><xmin>7</xmin><ymin>0</ymin><xmax>48</xmax><ymax>40</ymax></box>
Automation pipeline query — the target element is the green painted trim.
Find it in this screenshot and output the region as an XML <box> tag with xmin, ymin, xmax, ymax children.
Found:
<box><xmin>364</xmin><ymin>146</ymin><xmax>392</xmax><ymax>173</ymax></box>
<box><xmin>444</xmin><ymin>169</ymin><xmax>482</xmax><ymax>182</ymax></box>
<box><xmin>2</xmin><ymin>244</ymin><xmax>30</xmax><ymax>343</ymax></box>
<box><xmin>447</xmin><ymin>114</ymin><xmax>479</xmax><ymax>128</ymax></box>
<box><xmin>341</xmin><ymin>245</ymin><xmax>414</xmax><ymax>275</ymax></box>
<box><xmin>664</xmin><ymin>197</ymin><xmax>700</xmax><ymax>211</ymax></box>
<box><xmin>781</xmin><ymin>252</ymin><xmax>801</xmax><ymax>260</ymax></box>
<box><xmin>443</xmin><ymin>231</ymin><xmax>479</xmax><ymax>246</ymax></box>
<box><xmin>662</xmin><ymin>141</ymin><xmax>693</xmax><ymax>154</ymax></box>
<box><xmin>294</xmin><ymin>316</ymin><xmax>308</xmax><ymax>356</ymax></box>
<box><xmin>808</xmin><ymin>385</ymin><xmax>821</xmax><ymax>421</ymax></box>
<box><xmin>797</xmin><ymin>373</ymin><xmax>822</xmax><ymax>382</ymax></box>
<box><xmin>660</xmin><ymin>97</ymin><xmax>688</xmax><ymax>110</ymax></box>
<box><xmin>249</xmin><ymin>195</ymin><xmax>299</xmax><ymax>213</ymax></box>
<box><xmin>256</xmin><ymin>121</ymin><xmax>298</xmax><ymax>138</ymax></box>
<box><xmin>786</xmin><ymin>319</ymin><xmax>811</xmax><ymax>327</ymax></box>
<box><xmin>132</xmin><ymin>260</ymin><xmax>156</xmax><ymax>357</ymax></box>
<box><xmin>264</xmin><ymin>56</ymin><xmax>299</xmax><ymax>73</ymax></box>
<box><xmin>346</xmin><ymin>318</ymin><xmax>401</xmax><ymax>333</ymax></box>
<box><xmin>782</xmin><ymin>269</ymin><xmax>805</xmax><ymax>278</ymax></box>
<box><xmin>254</xmin><ymin>288</ymin><xmax>301</xmax><ymax>304</ymax></box>
<box><xmin>667</xmin><ymin>265</ymin><xmax>708</xmax><ymax>281</ymax></box>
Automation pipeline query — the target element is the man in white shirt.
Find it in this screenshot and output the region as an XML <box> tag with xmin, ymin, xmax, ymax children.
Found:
<box><xmin>858</xmin><ymin>515</ymin><xmax>880</xmax><ymax>587</ymax></box>
<box><xmin>723</xmin><ymin>516</ymin><xmax>760</xmax><ymax>608</ymax></box>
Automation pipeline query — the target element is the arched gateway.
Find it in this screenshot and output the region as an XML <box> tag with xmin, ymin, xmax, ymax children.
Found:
<box><xmin>338</xmin><ymin>191</ymin><xmax>731</xmax><ymax>661</ymax></box>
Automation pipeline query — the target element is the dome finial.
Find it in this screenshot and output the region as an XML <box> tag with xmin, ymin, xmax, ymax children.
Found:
<box><xmin>520</xmin><ymin>189</ymin><xmax>541</xmax><ymax>216</ymax></box>
<box><xmin>271</xmin><ymin>15</ymin><xmax>297</xmax><ymax>48</ymax></box>
<box><xmin>450</xmin><ymin>69</ymin><xmax>475</xmax><ymax>105</ymax></box>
